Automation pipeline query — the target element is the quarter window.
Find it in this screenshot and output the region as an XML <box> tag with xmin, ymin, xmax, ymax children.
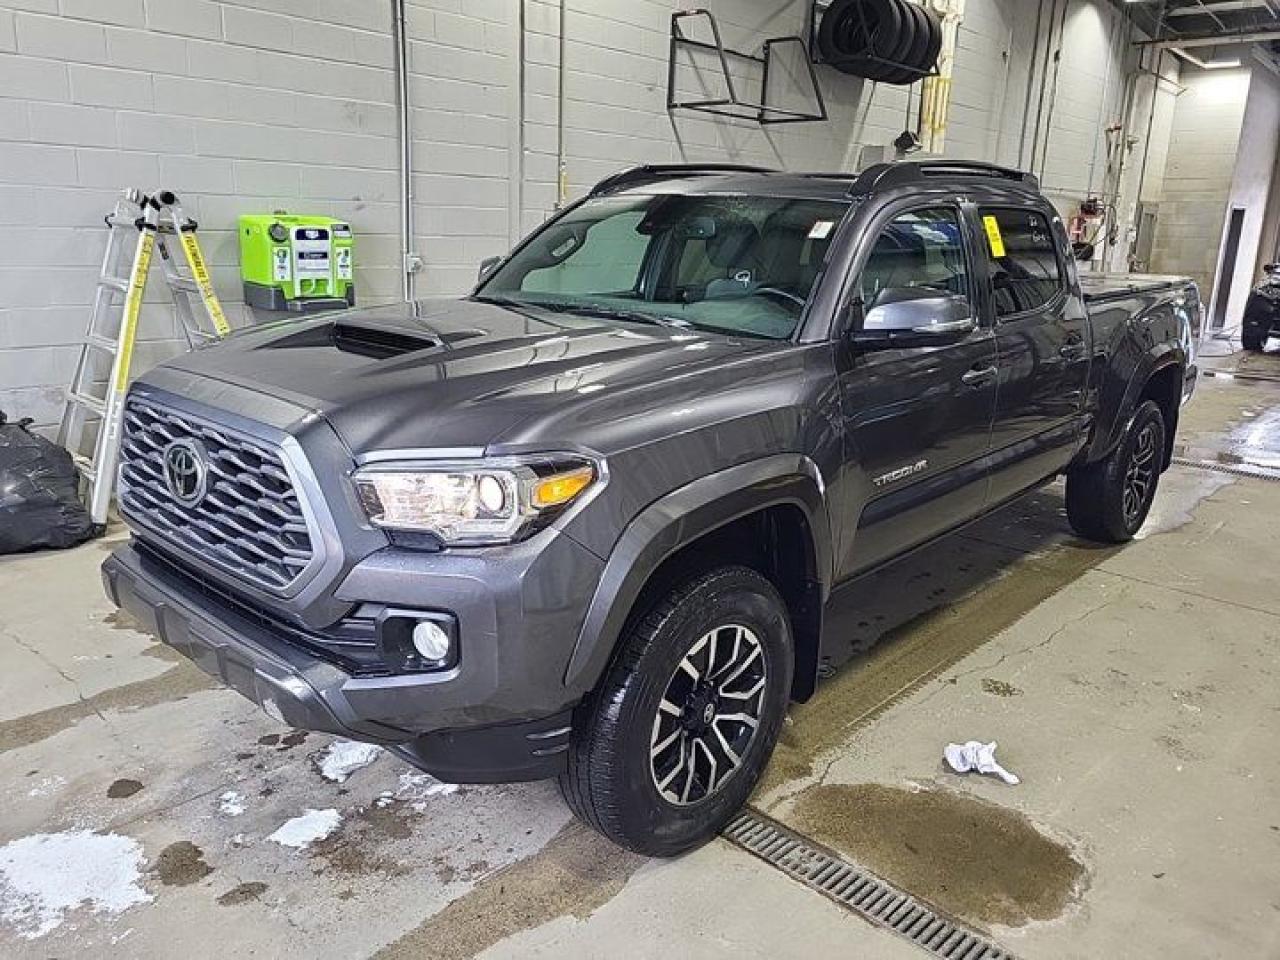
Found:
<box><xmin>979</xmin><ymin>208</ymin><xmax>1063</xmax><ymax>317</ymax></box>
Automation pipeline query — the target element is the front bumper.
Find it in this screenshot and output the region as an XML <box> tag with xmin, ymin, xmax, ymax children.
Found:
<box><xmin>102</xmin><ymin>541</ymin><xmax>590</xmax><ymax>781</ymax></box>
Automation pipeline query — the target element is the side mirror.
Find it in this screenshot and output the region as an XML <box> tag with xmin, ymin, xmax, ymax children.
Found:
<box><xmin>849</xmin><ymin>291</ymin><xmax>975</xmax><ymax>350</ymax></box>
<box><xmin>477</xmin><ymin>255</ymin><xmax>502</xmax><ymax>282</ymax></box>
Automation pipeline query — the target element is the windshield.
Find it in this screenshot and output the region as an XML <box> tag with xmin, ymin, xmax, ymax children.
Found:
<box><xmin>477</xmin><ymin>193</ymin><xmax>851</xmax><ymax>340</ymax></box>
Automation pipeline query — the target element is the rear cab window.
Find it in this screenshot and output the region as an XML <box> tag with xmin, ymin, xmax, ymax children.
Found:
<box><xmin>978</xmin><ymin>208</ymin><xmax>1064</xmax><ymax>318</ymax></box>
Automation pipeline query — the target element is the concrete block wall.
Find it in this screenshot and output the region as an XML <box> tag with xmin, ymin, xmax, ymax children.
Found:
<box><xmin>1</xmin><ymin>0</ymin><xmax>1164</xmax><ymax>433</ymax></box>
<box><xmin>0</xmin><ymin>0</ymin><xmax>403</xmax><ymax>431</ymax></box>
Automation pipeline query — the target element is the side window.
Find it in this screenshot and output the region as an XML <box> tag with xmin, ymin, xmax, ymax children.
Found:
<box><xmin>858</xmin><ymin>207</ymin><xmax>970</xmax><ymax>307</ymax></box>
<box><xmin>979</xmin><ymin>208</ymin><xmax>1063</xmax><ymax>317</ymax></box>
<box><xmin>522</xmin><ymin>210</ymin><xmax>648</xmax><ymax>295</ymax></box>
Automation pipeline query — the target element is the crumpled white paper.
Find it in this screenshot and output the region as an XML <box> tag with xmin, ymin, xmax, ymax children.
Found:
<box><xmin>944</xmin><ymin>740</ymin><xmax>1020</xmax><ymax>785</ymax></box>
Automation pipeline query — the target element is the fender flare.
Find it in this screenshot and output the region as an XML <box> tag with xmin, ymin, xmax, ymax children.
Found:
<box><xmin>1090</xmin><ymin>344</ymin><xmax>1185</xmax><ymax>462</ymax></box>
<box><xmin>561</xmin><ymin>453</ymin><xmax>831</xmax><ymax>698</ymax></box>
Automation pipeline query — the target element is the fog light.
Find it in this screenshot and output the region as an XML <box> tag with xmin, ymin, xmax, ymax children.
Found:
<box><xmin>412</xmin><ymin>619</ymin><xmax>451</xmax><ymax>661</ymax></box>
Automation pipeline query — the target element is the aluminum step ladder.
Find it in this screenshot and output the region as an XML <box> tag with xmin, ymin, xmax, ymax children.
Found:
<box><xmin>58</xmin><ymin>188</ymin><xmax>232</xmax><ymax>526</ymax></box>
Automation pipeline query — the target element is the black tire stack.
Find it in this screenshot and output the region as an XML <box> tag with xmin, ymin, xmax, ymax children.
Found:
<box><xmin>817</xmin><ymin>0</ymin><xmax>942</xmax><ymax>85</ymax></box>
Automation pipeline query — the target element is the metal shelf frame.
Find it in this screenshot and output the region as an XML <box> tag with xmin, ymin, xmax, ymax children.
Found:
<box><xmin>666</xmin><ymin>9</ymin><xmax>828</xmax><ymax>125</ymax></box>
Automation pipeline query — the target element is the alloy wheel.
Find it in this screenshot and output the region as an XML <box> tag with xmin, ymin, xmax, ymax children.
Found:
<box><xmin>649</xmin><ymin>624</ymin><xmax>767</xmax><ymax>806</ymax></box>
<box><xmin>1123</xmin><ymin>421</ymin><xmax>1159</xmax><ymax>527</ymax></box>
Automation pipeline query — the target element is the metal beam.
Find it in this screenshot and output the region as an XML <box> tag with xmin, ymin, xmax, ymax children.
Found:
<box><xmin>1166</xmin><ymin>0</ymin><xmax>1273</xmax><ymax>15</ymax></box>
<box><xmin>1136</xmin><ymin>27</ymin><xmax>1280</xmax><ymax>47</ymax></box>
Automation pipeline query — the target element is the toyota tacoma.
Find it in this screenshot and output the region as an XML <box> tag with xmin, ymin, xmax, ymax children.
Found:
<box><xmin>103</xmin><ymin>161</ymin><xmax>1200</xmax><ymax>855</ymax></box>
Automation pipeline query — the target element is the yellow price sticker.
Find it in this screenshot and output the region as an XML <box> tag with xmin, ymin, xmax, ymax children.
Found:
<box><xmin>982</xmin><ymin>215</ymin><xmax>1007</xmax><ymax>259</ymax></box>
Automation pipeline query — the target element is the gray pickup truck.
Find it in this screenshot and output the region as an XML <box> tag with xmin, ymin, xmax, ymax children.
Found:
<box><xmin>103</xmin><ymin>161</ymin><xmax>1199</xmax><ymax>855</ymax></box>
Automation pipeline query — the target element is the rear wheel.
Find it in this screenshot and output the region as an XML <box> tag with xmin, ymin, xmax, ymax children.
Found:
<box><xmin>1065</xmin><ymin>400</ymin><xmax>1166</xmax><ymax>543</ymax></box>
<box><xmin>1243</xmin><ymin>325</ymin><xmax>1267</xmax><ymax>352</ymax></box>
<box><xmin>559</xmin><ymin>566</ymin><xmax>792</xmax><ymax>857</ymax></box>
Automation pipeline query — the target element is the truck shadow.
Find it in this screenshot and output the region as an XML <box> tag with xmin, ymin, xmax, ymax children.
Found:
<box><xmin>759</xmin><ymin>482</ymin><xmax>1119</xmax><ymax>795</ymax></box>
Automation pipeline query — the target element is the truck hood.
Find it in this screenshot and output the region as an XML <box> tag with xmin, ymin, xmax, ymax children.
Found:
<box><xmin>157</xmin><ymin>298</ymin><xmax>773</xmax><ymax>455</ymax></box>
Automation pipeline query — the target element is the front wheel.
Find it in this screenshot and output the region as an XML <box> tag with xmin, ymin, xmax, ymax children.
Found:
<box><xmin>1065</xmin><ymin>399</ymin><xmax>1167</xmax><ymax>543</ymax></box>
<box><xmin>559</xmin><ymin>566</ymin><xmax>793</xmax><ymax>857</ymax></box>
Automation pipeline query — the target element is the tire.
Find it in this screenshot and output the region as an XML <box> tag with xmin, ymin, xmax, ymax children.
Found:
<box><xmin>1065</xmin><ymin>399</ymin><xmax>1166</xmax><ymax>543</ymax></box>
<box><xmin>560</xmin><ymin>565</ymin><xmax>793</xmax><ymax>857</ymax></box>
<box><xmin>1242</xmin><ymin>325</ymin><xmax>1267</xmax><ymax>352</ymax></box>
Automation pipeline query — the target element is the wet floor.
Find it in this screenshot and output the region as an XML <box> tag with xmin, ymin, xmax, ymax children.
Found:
<box><xmin>3</xmin><ymin>367</ymin><xmax>1280</xmax><ymax>958</ymax></box>
<box><xmin>788</xmin><ymin>783</ymin><xmax>1087</xmax><ymax>929</ymax></box>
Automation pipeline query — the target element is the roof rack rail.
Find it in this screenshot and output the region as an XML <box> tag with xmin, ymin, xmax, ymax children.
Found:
<box><xmin>849</xmin><ymin>160</ymin><xmax>1039</xmax><ymax>196</ymax></box>
<box><xmin>588</xmin><ymin>163</ymin><xmax>775</xmax><ymax>197</ymax></box>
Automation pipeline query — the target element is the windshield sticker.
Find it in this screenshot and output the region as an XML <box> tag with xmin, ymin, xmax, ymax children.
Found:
<box><xmin>982</xmin><ymin>215</ymin><xmax>1007</xmax><ymax>258</ymax></box>
<box><xmin>808</xmin><ymin>220</ymin><xmax>835</xmax><ymax>240</ymax></box>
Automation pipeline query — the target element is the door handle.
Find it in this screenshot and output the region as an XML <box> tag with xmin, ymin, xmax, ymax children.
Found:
<box><xmin>961</xmin><ymin>365</ymin><xmax>998</xmax><ymax>386</ymax></box>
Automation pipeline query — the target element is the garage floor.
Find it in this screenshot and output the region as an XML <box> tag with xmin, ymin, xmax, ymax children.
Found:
<box><xmin>3</xmin><ymin>362</ymin><xmax>1280</xmax><ymax>959</ymax></box>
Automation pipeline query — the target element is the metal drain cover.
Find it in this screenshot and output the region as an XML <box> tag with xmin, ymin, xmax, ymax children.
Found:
<box><xmin>723</xmin><ymin>809</ymin><xmax>1013</xmax><ymax>959</ymax></box>
<box><xmin>1171</xmin><ymin>455</ymin><xmax>1280</xmax><ymax>482</ymax></box>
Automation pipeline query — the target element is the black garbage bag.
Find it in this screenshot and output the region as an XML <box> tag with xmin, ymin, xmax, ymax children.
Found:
<box><xmin>0</xmin><ymin>410</ymin><xmax>99</xmax><ymax>554</ymax></box>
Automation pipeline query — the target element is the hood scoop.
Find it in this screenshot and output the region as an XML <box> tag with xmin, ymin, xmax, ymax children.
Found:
<box><xmin>331</xmin><ymin>321</ymin><xmax>442</xmax><ymax>359</ymax></box>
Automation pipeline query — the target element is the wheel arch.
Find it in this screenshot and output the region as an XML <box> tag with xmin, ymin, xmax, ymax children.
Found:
<box><xmin>1085</xmin><ymin>346</ymin><xmax>1185</xmax><ymax>469</ymax></box>
<box><xmin>562</xmin><ymin>454</ymin><xmax>832</xmax><ymax>704</ymax></box>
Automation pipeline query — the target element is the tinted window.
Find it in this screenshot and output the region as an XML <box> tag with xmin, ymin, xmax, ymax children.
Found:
<box><xmin>859</xmin><ymin>206</ymin><xmax>969</xmax><ymax>306</ymax></box>
<box><xmin>980</xmin><ymin>208</ymin><xmax>1062</xmax><ymax>317</ymax></box>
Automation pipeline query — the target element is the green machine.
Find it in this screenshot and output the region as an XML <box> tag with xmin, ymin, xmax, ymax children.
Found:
<box><xmin>239</xmin><ymin>212</ymin><xmax>355</xmax><ymax>312</ymax></box>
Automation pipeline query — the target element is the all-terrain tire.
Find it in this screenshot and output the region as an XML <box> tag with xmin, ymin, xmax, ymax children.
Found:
<box><xmin>1065</xmin><ymin>399</ymin><xmax>1166</xmax><ymax>543</ymax></box>
<box><xmin>559</xmin><ymin>566</ymin><xmax>793</xmax><ymax>857</ymax></box>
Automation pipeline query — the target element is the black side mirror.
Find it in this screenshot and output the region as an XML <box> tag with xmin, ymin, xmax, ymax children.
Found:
<box><xmin>477</xmin><ymin>255</ymin><xmax>502</xmax><ymax>282</ymax></box>
<box><xmin>848</xmin><ymin>291</ymin><xmax>976</xmax><ymax>350</ymax></box>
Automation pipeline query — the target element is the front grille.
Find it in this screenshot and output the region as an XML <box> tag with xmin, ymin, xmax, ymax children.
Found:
<box><xmin>119</xmin><ymin>397</ymin><xmax>316</xmax><ymax>592</ymax></box>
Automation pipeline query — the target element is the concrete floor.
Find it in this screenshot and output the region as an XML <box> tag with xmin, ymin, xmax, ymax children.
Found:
<box><xmin>3</xmin><ymin>364</ymin><xmax>1280</xmax><ymax>958</ymax></box>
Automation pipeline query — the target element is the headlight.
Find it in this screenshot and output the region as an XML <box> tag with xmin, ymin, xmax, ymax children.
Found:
<box><xmin>353</xmin><ymin>456</ymin><xmax>597</xmax><ymax>545</ymax></box>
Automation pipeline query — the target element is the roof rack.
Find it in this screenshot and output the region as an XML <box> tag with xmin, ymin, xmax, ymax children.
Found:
<box><xmin>588</xmin><ymin>163</ymin><xmax>776</xmax><ymax>197</ymax></box>
<box><xmin>849</xmin><ymin>160</ymin><xmax>1039</xmax><ymax>196</ymax></box>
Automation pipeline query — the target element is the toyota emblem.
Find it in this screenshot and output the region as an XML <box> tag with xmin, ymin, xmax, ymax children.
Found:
<box><xmin>162</xmin><ymin>438</ymin><xmax>209</xmax><ymax>508</ymax></box>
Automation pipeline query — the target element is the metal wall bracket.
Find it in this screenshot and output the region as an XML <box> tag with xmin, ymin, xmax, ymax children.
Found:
<box><xmin>666</xmin><ymin>9</ymin><xmax>828</xmax><ymax>125</ymax></box>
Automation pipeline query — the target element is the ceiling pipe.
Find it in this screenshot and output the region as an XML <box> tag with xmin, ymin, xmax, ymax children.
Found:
<box><xmin>391</xmin><ymin>0</ymin><xmax>420</xmax><ymax>301</ymax></box>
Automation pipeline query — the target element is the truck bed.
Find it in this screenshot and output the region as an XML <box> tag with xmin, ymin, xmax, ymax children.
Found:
<box><xmin>1079</xmin><ymin>272</ymin><xmax>1190</xmax><ymax>304</ymax></box>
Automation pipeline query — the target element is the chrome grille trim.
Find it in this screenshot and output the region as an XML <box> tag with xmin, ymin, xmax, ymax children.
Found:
<box><xmin>118</xmin><ymin>396</ymin><xmax>322</xmax><ymax>593</ymax></box>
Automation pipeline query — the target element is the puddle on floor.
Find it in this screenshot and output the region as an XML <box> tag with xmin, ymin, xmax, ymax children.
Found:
<box><xmin>1135</xmin><ymin>469</ymin><xmax>1235</xmax><ymax>540</ymax></box>
<box><xmin>788</xmin><ymin>784</ymin><xmax>1087</xmax><ymax>929</ymax></box>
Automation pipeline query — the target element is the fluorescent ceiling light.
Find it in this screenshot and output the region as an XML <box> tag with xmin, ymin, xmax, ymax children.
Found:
<box><xmin>1171</xmin><ymin>47</ymin><xmax>1243</xmax><ymax>69</ymax></box>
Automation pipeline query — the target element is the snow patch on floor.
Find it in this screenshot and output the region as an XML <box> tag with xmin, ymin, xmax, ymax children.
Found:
<box><xmin>266</xmin><ymin>809</ymin><xmax>342</xmax><ymax>850</ymax></box>
<box><xmin>217</xmin><ymin>791</ymin><xmax>246</xmax><ymax>817</ymax></box>
<box><xmin>26</xmin><ymin>776</ymin><xmax>66</xmax><ymax>798</ymax></box>
<box><xmin>396</xmin><ymin>771</ymin><xmax>459</xmax><ymax>810</ymax></box>
<box><xmin>315</xmin><ymin>741</ymin><xmax>382</xmax><ymax>783</ymax></box>
<box><xmin>0</xmin><ymin>831</ymin><xmax>151</xmax><ymax>939</ymax></box>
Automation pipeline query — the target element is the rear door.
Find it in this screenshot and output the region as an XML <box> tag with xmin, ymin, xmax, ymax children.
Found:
<box><xmin>834</xmin><ymin>202</ymin><xmax>998</xmax><ymax>578</ymax></box>
<box><xmin>978</xmin><ymin>205</ymin><xmax>1091</xmax><ymax>502</ymax></box>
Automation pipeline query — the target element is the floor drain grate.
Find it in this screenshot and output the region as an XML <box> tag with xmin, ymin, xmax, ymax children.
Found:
<box><xmin>1171</xmin><ymin>456</ymin><xmax>1280</xmax><ymax>482</ymax></box>
<box><xmin>723</xmin><ymin>809</ymin><xmax>1013</xmax><ymax>960</ymax></box>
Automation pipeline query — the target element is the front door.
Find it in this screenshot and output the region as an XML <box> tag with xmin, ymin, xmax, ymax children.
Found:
<box><xmin>835</xmin><ymin>203</ymin><xmax>998</xmax><ymax>579</ymax></box>
<box><xmin>978</xmin><ymin>206</ymin><xmax>1091</xmax><ymax>501</ymax></box>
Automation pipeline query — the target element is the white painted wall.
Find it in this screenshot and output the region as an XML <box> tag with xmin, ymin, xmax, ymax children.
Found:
<box><xmin>1216</xmin><ymin>66</ymin><xmax>1280</xmax><ymax>334</ymax></box>
<box><xmin>1148</xmin><ymin>67</ymin><xmax>1253</xmax><ymax>308</ymax></box>
<box><xmin>0</xmin><ymin>0</ymin><xmax>1185</xmax><ymax>432</ymax></box>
